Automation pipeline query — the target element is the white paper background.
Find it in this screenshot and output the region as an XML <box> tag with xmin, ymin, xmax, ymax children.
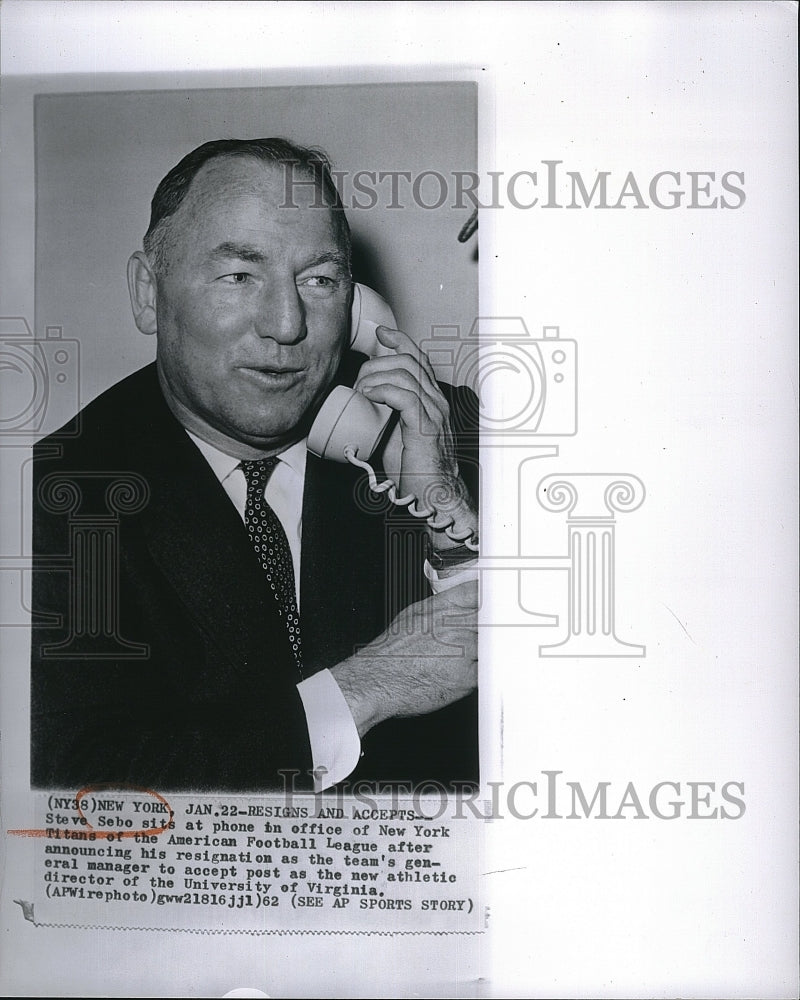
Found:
<box><xmin>1</xmin><ymin>2</ymin><xmax>797</xmax><ymax>997</ymax></box>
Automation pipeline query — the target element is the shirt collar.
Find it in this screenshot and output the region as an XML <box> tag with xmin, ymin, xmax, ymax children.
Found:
<box><xmin>186</xmin><ymin>430</ymin><xmax>307</xmax><ymax>486</ymax></box>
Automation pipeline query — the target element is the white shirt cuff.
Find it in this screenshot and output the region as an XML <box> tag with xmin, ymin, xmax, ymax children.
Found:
<box><xmin>424</xmin><ymin>557</ymin><xmax>479</xmax><ymax>593</ymax></box>
<box><xmin>298</xmin><ymin>669</ymin><xmax>361</xmax><ymax>792</ymax></box>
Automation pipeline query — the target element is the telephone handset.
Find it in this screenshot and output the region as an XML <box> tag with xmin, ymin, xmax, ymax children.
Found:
<box><xmin>307</xmin><ymin>282</ymin><xmax>396</xmax><ymax>463</ymax></box>
<box><xmin>307</xmin><ymin>283</ymin><xmax>479</xmax><ymax>552</ymax></box>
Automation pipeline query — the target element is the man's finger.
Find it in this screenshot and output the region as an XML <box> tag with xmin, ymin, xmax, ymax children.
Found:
<box><xmin>360</xmin><ymin>381</ymin><xmax>441</xmax><ymax>432</ymax></box>
<box><xmin>376</xmin><ymin>325</ymin><xmax>438</xmax><ymax>383</ymax></box>
<box><xmin>355</xmin><ymin>352</ymin><xmax>443</xmax><ymax>411</ymax></box>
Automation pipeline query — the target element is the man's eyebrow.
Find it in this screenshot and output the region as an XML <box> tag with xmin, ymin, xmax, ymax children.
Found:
<box><xmin>205</xmin><ymin>244</ymin><xmax>349</xmax><ymax>271</ymax></box>
<box><xmin>207</xmin><ymin>242</ymin><xmax>268</xmax><ymax>264</ymax></box>
<box><xmin>297</xmin><ymin>250</ymin><xmax>350</xmax><ymax>272</ymax></box>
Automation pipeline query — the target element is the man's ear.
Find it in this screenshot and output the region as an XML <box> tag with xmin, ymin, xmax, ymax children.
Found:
<box><xmin>127</xmin><ymin>251</ymin><xmax>159</xmax><ymax>335</ymax></box>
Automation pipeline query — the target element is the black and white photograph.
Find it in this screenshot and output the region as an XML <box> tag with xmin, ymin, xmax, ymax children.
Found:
<box><xmin>28</xmin><ymin>84</ymin><xmax>480</xmax><ymax>795</ymax></box>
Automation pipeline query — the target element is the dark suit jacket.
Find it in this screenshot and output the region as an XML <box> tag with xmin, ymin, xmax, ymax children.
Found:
<box><xmin>30</xmin><ymin>358</ymin><xmax>479</xmax><ymax>793</ymax></box>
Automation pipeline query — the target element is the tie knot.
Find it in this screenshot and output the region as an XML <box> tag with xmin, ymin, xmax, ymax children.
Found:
<box><xmin>239</xmin><ymin>457</ymin><xmax>280</xmax><ymax>491</ymax></box>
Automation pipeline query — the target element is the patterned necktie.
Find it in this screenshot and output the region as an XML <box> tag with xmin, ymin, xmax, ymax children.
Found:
<box><xmin>239</xmin><ymin>458</ymin><xmax>303</xmax><ymax>677</ymax></box>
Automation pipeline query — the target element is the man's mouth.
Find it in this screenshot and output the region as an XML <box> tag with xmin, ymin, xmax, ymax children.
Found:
<box><xmin>238</xmin><ymin>365</ymin><xmax>305</xmax><ymax>386</ymax></box>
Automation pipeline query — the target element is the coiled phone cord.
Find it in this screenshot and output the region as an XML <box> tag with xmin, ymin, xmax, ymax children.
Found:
<box><xmin>344</xmin><ymin>446</ymin><xmax>480</xmax><ymax>552</ymax></box>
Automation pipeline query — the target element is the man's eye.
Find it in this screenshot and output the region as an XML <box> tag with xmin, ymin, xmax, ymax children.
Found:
<box><xmin>301</xmin><ymin>275</ymin><xmax>337</xmax><ymax>290</ymax></box>
<box><xmin>220</xmin><ymin>272</ymin><xmax>251</xmax><ymax>284</ymax></box>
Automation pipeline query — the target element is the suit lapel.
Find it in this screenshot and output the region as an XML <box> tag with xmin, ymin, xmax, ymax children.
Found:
<box><xmin>122</xmin><ymin>367</ymin><xmax>295</xmax><ymax>681</ymax></box>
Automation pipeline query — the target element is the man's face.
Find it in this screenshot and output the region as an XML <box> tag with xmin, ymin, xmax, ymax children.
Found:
<box><xmin>152</xmin><ymin>156</ymin><xmax>351</xmax><ymax>452</ymax></box>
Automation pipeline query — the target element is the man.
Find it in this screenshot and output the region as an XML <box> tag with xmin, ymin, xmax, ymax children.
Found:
<box><xmin>31</xmin><ymin>138</ymin><xmax>479</xmax><ymax>793</ymax></box>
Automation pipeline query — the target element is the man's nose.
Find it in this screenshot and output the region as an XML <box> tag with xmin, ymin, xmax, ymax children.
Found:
<box><xmin>255</xmin><ymin>282</ymin><xmax>307</xmax><ymax>343</ymax></box>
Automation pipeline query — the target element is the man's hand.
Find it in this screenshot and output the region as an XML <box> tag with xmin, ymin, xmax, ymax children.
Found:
<box><xmin>355</xmin><ymin>325</ymin><xmax>477</xmax><ymax>552</ymax></box>
<box><xmin>330</xmin><ymin>580</ymin><xmax>478</xmax><ymax>739</ymax></box>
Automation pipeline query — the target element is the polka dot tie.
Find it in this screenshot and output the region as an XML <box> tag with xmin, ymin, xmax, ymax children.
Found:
<box><xmin>240</xmin><ymin>458</ymin><xmax>303</xmax><ymax>677</ymax></box>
